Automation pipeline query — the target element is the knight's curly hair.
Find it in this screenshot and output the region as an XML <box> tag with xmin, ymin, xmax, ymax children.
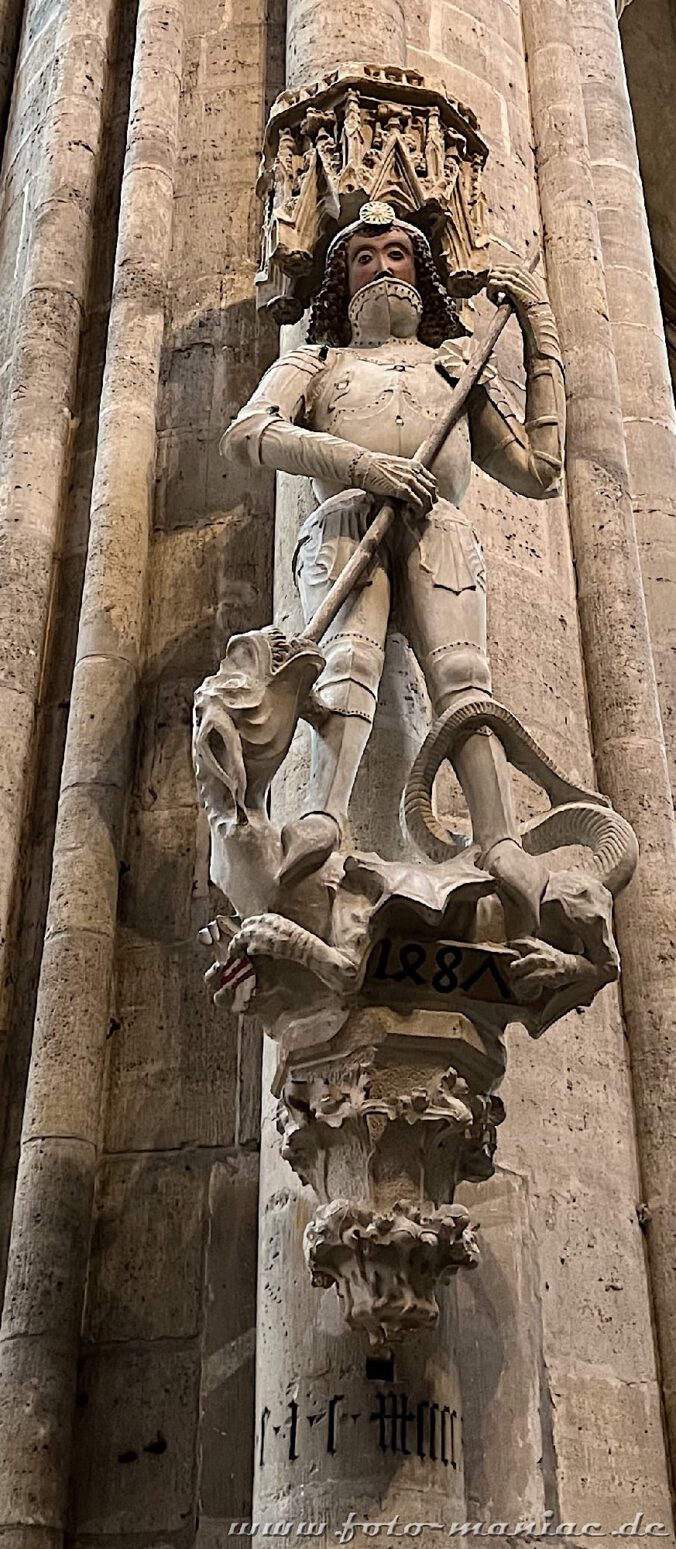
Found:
<box><xmin>307</xmin><ymin>226</ymin><xmax>464</xmax><ymax>348</ymax></box>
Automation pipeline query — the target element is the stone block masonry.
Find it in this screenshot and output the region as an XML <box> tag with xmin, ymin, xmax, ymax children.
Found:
<box><xmin>0</xmin><ymin>0</ymin><xmax>674</xmax><ymax>1540</ymax></box>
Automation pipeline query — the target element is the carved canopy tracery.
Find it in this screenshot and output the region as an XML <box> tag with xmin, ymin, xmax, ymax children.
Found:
<box><xmin>255</xmin><ymin>63</ymin><xmax>489</xmax><ymax>322</ymax></box>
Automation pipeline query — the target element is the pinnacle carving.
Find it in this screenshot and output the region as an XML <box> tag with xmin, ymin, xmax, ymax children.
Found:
<box><xmin>255</xmin><ymin>63</ymin><xmax>488</xmax><ymax>322</ymax></box>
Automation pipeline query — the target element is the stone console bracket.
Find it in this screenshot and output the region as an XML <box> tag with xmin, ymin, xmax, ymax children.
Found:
<box><xmin>275</xmin><ymin>1008</ymin><xmax>505</xmax><ymax>1347</ymax></box>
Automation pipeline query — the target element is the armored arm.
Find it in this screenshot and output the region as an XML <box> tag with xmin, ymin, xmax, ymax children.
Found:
<box><xmin>221</xmin><ymin>346</ymin><xmax>437</xmax><ymax>514</ymax></box>
<box><xmin>467</xmin><ymin>266</ymin><xmax>566</xmax><ymax>500</ymax></box>
<box><xmin>221</xmin><ymin>347</ymin><xmax>363</xmax><ymax>485</ymax></box>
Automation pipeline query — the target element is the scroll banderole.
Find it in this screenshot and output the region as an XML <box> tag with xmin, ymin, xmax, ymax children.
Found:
<box><xmin>301</xmin><ymin>252</ymin><xmax>540</xmax><ymax>647</ymax></box>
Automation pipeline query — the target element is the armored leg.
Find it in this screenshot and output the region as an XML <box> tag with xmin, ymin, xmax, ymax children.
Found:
<box><xmin>421</xmin><ymin>638</ymin><xmax>519</xmax><ymax>853</ymax></box>
<box><xmin>402</xmin><ymin>513</ymin><xmax>546</xmax><ymax>937</ymax></box>
<box><xmin>295</xmin><ymin>499</ymin><xmax>390</xmax><ymax>831</ymax></box>
<box><xmin>305</xmin><ymin>625</ymin><xmax>386</xmax><ymax>824</ymax></box>
<box><xmin>422</xmin><ymin>644</ymin><xmax>546</xmax><ymax>937</ymax></box>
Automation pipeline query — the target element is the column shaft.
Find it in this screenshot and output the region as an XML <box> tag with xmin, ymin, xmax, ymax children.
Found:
<box><xmin>571</xmin><ymin>0</ymin><xmax>676</xmax><ymax>792</ymax></box>
<box><xmin>0</xmin><ymin>0</ymin><xmax>117</xmax><ymax>1110</ymax></box>
<box><xmin>522</xmin><ymin>0</ymin><xmax>676</xmax><ymax>1481</ymax></box>
<box><xmin>0</xmin><ymin>1</ymin><xmax>185</xmax><ymax>1534</ymax></box>
<box><xmin>285</xmin><ymin>0</ymin><xmax>405</xmax><ymax>86</ymax></box>
<box><xmin>256</xmin><ymin>1</ymin><xmax>469</xmax><ymax>1537</ymax></box>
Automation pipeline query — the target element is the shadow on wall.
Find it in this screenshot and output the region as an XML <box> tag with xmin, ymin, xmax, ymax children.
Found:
<box><xmin>621</xmin><ymin>0</ymin><xmax>676</xmax><ymax>389</ymax></box>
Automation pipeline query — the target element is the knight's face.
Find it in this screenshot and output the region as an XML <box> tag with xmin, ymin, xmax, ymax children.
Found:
<box><xmin>346</xmin><ymin>228</ymin><xmax>417</xmax><ymax>297</ymax></box>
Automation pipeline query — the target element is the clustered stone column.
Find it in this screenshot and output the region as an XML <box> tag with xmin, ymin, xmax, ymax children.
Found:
<box><xmin>521</xmin><ymin>0</ymin><xmax>676</xmax><ymax>1481</ymax></box>
<box><xmin>573</xmin><ymin>0</ymin><xmax>676</xmax><ymax>791</ymax></box>
<box><xmin>0</xmin><ymin>2</ymin><xmax>185</xmax><ymax>1536</ymax></box>
<box><xmin>1</xmin><ymin>0</ymin><xmax>675</xmax><ymax>1538</ymax></box>
<box><xmin>0</xmin><ymin>0</ymin><xmax>118</xmax><ymax>1111</ymax></box>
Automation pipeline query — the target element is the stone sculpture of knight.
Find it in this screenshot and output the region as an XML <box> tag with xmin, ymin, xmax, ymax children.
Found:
<box><xmin>221</xmin><ymin>201</ymin><xmax>565</xmax><ymax>946</ymax></box>
<box><xmin>194</xmin><ymin>190</ymin><xmax>637</xmax><ymax>1340</ymax></box>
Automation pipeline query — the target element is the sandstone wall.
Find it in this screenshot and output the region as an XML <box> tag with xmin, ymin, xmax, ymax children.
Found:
<box><xmin>622</xmin><ymin>0</ymin><xmax>676</xmax><ymax>292</ymax></box>
<box><xmin>620</xmin><ymin>0</ymin><xmax>676</xmax><ymax>726</ymax></box>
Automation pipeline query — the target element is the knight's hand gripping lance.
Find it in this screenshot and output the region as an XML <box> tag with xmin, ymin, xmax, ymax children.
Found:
<box><xmin>301</xmin><ymin>250</ymin><xmax>542</xmax><ymax>647</ymax></box>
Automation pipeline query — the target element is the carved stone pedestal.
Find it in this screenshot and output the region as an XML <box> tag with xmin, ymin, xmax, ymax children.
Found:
<box><xmin>273</xmin><ymin>1007</ymin><xmax>505</xmax><ymax>1347</ymax></box>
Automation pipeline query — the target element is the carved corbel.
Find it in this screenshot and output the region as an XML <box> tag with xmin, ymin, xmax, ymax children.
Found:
<box><xmin>275</xmin><ymin>1019</ymin><xmax>505</xmax><ymax>1346</ymax></box>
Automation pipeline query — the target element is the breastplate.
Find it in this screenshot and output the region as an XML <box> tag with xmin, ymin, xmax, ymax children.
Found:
<box><xmin>308</xmin><ymin>342</ymin><xmax>472</xmax><ymax>507</ymax></box>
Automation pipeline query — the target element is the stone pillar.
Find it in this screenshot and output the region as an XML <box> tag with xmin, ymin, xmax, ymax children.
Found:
<box><xmin>0</xmin><ymin>2</ymin><xmax>185</xmax><ymax>1537</ymax></box>
<box><xmin>572</xmin><ymin>0</ymin><xmax>676</xmax><ymax>794</ymax></box>
<box><xmin>0</xmin><ymin>0</ymin><xmax>117</xmax><ymax>1114</ymax></box>
<box><xmin>285</xmin><ymin>0</ymin><xmax>406</xmax><ymax>87</ymax></box>
<box><xmin>253</xmin><ymin>0</ymin><xmax>473</xmax><ymax>1534</ymax></box>
<box><xmin>404</xmin><ymin>0</ymin><xmax>672</xmax><ymax>1525</ymax></box>
<box><xmin>521</xmin><ymin>0</ymin><xmax>676</xmax><ymax>1480</ymax></box>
